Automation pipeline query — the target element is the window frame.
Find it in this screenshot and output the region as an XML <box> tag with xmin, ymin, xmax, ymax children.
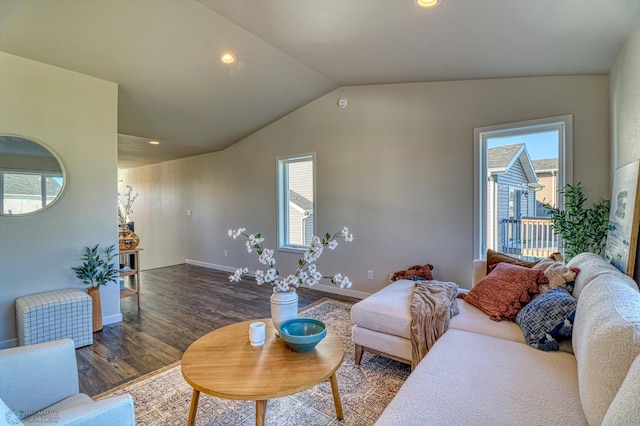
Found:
<box><xmin>277</xmin><ymin>153</ymin><xmax>316</xmax><ymax>252</ymax></box>
<box><xmin>474</xmin><ymin>115</ymin><xmax>573</xmax><ymax>259</ymax></box>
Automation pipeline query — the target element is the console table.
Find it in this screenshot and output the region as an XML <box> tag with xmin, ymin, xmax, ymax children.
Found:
<box><xmin>119</xmin><ymin>248</ymin><xmax>142</xmax><ymax>309</ymax></box>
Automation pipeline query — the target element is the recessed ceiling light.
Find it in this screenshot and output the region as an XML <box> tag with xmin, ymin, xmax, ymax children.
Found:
<box><xmin>148</xmin><ymin>140</ymin><xmax>160</xmax><ymax>145</ymax></box>
<box><xmin>220</xmin><ymin>53</ymin><xmax>236</xmax><ymax>64</ymax></box>
<box><xmin>415</xmin><ymin>0</ymin><xmax>441</xmax><ymax>7</ymax></box>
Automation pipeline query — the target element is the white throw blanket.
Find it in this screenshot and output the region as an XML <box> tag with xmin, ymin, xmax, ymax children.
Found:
<box><xmin>410</xmin><ymin>280</ymin><xmax>459</xmax><ymax>369</ymax></box>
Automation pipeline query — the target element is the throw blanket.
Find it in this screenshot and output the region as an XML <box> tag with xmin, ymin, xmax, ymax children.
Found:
<box><xmin>410</xmin><ymin>280</ymin><xmax>459</xmax><ymax>369</ymax></box>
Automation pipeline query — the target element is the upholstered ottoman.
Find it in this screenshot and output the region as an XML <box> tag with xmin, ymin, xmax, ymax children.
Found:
<box><xmin>351</xmin><ymin>280</ymin><xmax>414</xmax><ymax>365</ymax></box>
<box><xmin>16</xmin><ymin>289</ymin><xmax>93</xmax><ymax>348</ymax></box>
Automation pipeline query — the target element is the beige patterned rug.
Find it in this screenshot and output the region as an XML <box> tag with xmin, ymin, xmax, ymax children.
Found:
<box><xmin>97</xmin><ymin>298</ymin><xmax>410</xmax><ymax>425</ymax></box>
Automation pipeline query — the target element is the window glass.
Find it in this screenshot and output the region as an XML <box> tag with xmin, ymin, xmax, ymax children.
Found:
<box><xmin>278</xmin><ymin>154</ymin><xmax>315</xmax><ymax>250</ymax></box>
<box><xmin>474</xmin><ymin>116</ymin><xmax>573</xmax><ymax>259</ymax></box>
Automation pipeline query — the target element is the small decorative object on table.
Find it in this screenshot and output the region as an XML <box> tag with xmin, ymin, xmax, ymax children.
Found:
<box><xmin>228</xmin><ymin>226</ymin><xmax>354</xmax><ymax>334</ymax></box>
<box><xmin>118</xmin><ymin>184</ymin><xmax>140</xmax><ymax>250</ymax></box>
<box><xmin>279</xmin><ymin>318</ymin><xmax>327</xmax><ymax>352</ymax></box>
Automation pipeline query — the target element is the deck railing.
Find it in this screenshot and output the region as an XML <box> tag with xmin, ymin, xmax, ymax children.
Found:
<box><xmin>502</xmin><ymin>217</ymin><xmax>558</xmax><ymax>258</ymax></box>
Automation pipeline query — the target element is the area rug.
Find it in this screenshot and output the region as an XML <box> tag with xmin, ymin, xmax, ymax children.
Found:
<box><xmin>97</xmin><ymin>298</ymin><xmax>410</xmax><ymax>425</ymax></box>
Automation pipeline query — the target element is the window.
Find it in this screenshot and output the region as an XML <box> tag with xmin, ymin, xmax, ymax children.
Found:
<box><xmin>277</xmin><ymin>154</ymin><xmax>315</xmax><ymax>251</ymax></box>
<box><xmin>1</xmin><ymin>171</ymin><xmax>63</xmax><ymax>215</ymax></box>
<box><xmin>474</xmin><ymin>115</ymin><xmax>573</xmax><ymax>259</ymax></box>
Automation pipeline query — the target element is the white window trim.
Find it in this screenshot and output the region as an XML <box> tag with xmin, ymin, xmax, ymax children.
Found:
<box><xmin>277</xmin><ymin>152</ymin><xmax>316</xmax><ymax>253</ymax></box>
<box><xmin>473</xmin><ymin>115</ymin><xmax>573</xmax><ymax>259</ymax></box>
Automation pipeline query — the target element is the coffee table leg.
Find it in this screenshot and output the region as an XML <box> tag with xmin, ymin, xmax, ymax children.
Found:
<box><xmin>329</xmin><ymin>373</ymin><xmax>344</xmax><ymax>420</ymax></box>
<box><xmin>255</xmin><ymin>400</ymin><xmax>267</xmax><ymax>426</ymax></box>
<box><xmin>187</xmin><ymin>389</ymin><xmax>200</xmax><ymax>426</ymax></box>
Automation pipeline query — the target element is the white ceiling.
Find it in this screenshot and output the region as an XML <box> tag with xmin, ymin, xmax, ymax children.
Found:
<box><xmin>1</xmin><ymin>0</ymin><xmax>639</xmax><ymax>169</ymax></box>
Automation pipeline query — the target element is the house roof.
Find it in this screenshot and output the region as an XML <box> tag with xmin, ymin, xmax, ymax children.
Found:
<box><xmin>4</xmin><ymin>174</ymin><xmax>62</xmax><ymax>196</ymax></box>
<box><xmin>488</xmin><ymin>143</ymin><xmax>538</xmax><ymax>184</ymax></box>
<box><xmin>532</xmin><ymin>158</ymin><xmax>558</xmax><ymax>173</ymax></box>
<box><xmin>289</xmin><ymin>190</ymin><xmax>313</xmax><ymax>213</ymax></box>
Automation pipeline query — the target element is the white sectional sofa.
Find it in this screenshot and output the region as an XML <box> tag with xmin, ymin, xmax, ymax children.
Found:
<box><xmin>352</xmin><ymin>253</ymin><xmax>640</xmax><ymax>425</ymax></box>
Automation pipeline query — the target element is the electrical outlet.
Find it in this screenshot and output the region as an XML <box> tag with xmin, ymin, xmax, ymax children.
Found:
<box><xmin>367</xmin><ymin>270</ymin><xmax>374</xmax><ymax>280</ymax></box>
<box><xmin>224</xmin><ymin>250</ymin><xmax>228</xmax><ymax>257</ymax></box>
<box><xmin>186</xmin><ymin>209</ymin><xmax>192</xmax><ymax>216</ymax></box>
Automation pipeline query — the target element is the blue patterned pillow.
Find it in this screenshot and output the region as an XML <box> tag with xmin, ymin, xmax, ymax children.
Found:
<box><xmin>515</xmin><ymin>287</ymin><xmax>577</xmax><ymax>351</ymax></box>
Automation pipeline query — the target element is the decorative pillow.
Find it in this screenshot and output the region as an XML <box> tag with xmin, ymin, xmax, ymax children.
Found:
<box><xmin>391</xmin><ymin>264</ymin><xmax>434</xmax><ymax>281</ymax></box>
<box><xmin>516</xmin><ymin>287</ymin><xmax>577</xmax><ymax>351</ymax></box>
<box><xmin>459</xmin><ymin>262</ymin><xmax>547</xmax><ymax>321</ymax></box>
<box><xmin>486</xmin><ymin>249</ymin><xmax>540</xmax><ymax>274</ymax></box>
<box><xmin>532</xmin><ymin>255</ymin><xmax>580</xmax><ymax>295</ymax></box>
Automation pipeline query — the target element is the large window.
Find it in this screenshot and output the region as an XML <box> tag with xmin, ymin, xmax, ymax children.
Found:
<box><xmin>277</xmin><ymin>153</ymin><xmax>315</xmax><ymax>251</ymax></box>
<box><xmin>474</xmin><ymin>115</ymin><xmax>573</xmax><ymax>259</ymax></box>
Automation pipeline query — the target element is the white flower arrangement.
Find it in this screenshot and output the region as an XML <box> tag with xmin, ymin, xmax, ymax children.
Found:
<box><xmin>118</xmin><ymin>184</ymin><xmax>139</xmax><ymax>226</ymax></box>
<box><xmin>228</xmin><ymin>227</ymin><xmax>354</xmax><ymax>293</ymax></box>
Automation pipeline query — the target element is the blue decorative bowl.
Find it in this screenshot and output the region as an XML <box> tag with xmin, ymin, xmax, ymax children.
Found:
<box><xmin>279</xmin><ymin>318</ymin><xmax>327</xmax><ymax>352</ymax></box>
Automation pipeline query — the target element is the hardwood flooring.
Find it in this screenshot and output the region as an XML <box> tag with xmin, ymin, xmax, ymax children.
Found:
<box><xmin>76</xmin><ymin>263</ymin><xmax>359</xmax><ymax>396</ymax></box>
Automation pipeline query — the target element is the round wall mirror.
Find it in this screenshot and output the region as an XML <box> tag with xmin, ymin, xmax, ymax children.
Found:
<box><xmin>0</xmin><ymin>135</ymin><xmax>66</xmax><ymax>216</ymax></box>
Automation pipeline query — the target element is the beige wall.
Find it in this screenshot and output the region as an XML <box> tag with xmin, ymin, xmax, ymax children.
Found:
<box><xmin>120</xmin><ymin>75</ymin><xmax>610</xmax><ymax>297</ymax></box>
<box><xmin>0</xmin><ymin>52</ymin><xmax>119</xmax><ymax>347</ymax></box>
<box><xmin>611</xmin><ymin>17</ymin><xmax>640</xmax><ymax>284</ymax></box>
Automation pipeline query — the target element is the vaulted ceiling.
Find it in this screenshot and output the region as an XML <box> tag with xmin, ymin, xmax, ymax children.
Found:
<box><xmin>1</xmin><ymin>0</ymin><xmax>639</xmax><ymax>168</ymax></box>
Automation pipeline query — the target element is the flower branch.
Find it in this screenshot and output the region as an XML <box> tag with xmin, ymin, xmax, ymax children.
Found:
<box><xmin>228</xmin><ymin>227</ymin><xmax>354</xmax><ymax>292</ymax></box>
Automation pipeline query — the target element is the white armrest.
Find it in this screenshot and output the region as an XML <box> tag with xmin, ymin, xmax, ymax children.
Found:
<box><xmin>43</xmin><ymin>394</ymin><xmax>136</xmax><ymax>426</ymax></box>
<box><xmin>472</xmin><ymin>259</ymin><xmax>487</xmax><ymax>287</ymax></box>
<box><xmin>0</xmin><ymin>339</ymin><xmax>78</xmax><ymax>415</ymax></box>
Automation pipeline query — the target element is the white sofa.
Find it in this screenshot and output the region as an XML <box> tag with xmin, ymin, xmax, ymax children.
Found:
<box><xmin>352</xmin><ymin>253</ymin><xmax>640</xmax><ymax>425</ymax></box>
<box><xmin>0</xmin><ymin>338</ymin><xmax>135</xmax><ymax>425</ymax></box>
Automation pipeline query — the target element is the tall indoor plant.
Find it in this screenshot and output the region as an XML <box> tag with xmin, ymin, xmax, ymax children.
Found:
<box><xmin>72</xmin><ymin>244</ymin><xmax>119</xmax><ymax>332</ymax></box>
<box><xmin>541</xmin><ymin>182</ymin><xmax>610</xmax><ymax>260</ymax></box>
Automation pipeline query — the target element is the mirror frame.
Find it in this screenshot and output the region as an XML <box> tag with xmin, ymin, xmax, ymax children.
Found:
<box><xmin>0</xmin><ymin>134</ymin><xmax>67</xmax><ymax>216</ymax></box>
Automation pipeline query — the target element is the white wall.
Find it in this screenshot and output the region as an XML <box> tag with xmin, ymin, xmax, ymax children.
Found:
<box><xmin>0</xmin><ymin>52</ymin><xmax>119</xmax><ymax>347</ymax></box>
<box><xmin>611</xmin><ymin>17</ymin><xmax>640</xmax><ymax>284</ymax></box>
<box><xmin>120</xmin><ymin>75</ymin><xmax>610</xmax><ymax>296</ymax></box>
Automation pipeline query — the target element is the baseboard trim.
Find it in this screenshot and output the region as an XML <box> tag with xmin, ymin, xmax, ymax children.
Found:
<box><xmin>103</xmin><ymin>313</ymin><xmax>123</xmax><ymax>326</ymax></box>
<box><xmin>185</xmin><ymin>259</ymin><xmax>369</xmax><ymax>299</ymax></box>
<box><xmin>0</xmin><ymin>338</ymin><xmax>17</xmax><ymax>349</ymax></box>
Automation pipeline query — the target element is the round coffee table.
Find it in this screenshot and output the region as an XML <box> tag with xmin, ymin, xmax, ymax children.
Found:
<box><xmin>181</xmin><ymin>318</ymin><xmax>345</xmax><ymax>426</ymax></box>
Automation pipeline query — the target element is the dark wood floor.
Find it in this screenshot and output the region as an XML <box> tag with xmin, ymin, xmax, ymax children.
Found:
<box><xmin>76</xmin><ymin>264</ymin><xmax>359</xmax><ymax>396</ymax></box>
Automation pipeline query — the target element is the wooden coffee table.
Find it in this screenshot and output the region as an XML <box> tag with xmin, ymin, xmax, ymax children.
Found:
<box><xmin>181</xmin><ymin>318</ymin><xmax>345</xmax><ymax>426</ymax></box>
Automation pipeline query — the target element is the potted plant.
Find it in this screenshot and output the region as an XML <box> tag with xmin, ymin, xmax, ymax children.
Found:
<box><xmin>540</xmin><ymin>182</ymin><xmax>610</xmax><ymax>260</ymax></box>
<box><xmin>72</xmin><ymin>244</ymin><xmax>119</xmax><ymax>332</ymax></box>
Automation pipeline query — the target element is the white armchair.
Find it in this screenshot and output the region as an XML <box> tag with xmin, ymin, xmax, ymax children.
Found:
<box><xmin>0</xmin><ymin>338</ymin><xmax>135</xmax><ymax>425</ymax></box>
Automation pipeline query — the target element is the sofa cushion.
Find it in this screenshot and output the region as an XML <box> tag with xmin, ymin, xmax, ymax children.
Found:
<box><xmin>532</xmin><ymin>258</ymin><xmax>578</xmax><ymax>295</ymax></box>
<box><xmin>351</xmin><ymin>280</ymin><xmax>413</xmax><ymax>338</ymax></box>
<box><xmin>375</xmin><ymin>329</ymin><xmax>587</xmax><ymax>426</ymax></box>
<box><xmin>449</xmin><ymin>299</ymin><xmax>525</xmax><ymax>343</ymax></box>
<box><xmin>567</xmin><ymin>252</ymin><xmax>637</xmax><ymax>297</ymax></box>
<box><xmin>573</xmin><ymin>273</ymin><xmax>640</xmax><ymax>425</ymax></box>
<box><xmin>486</xmin><ymin>249</ymin><xmax>540</xmax><ymax>274</ymax></box>
<box><xmin>516</xmin><ymin>287</ymin><xmax>576</xmax><ymax>351</ymax></box>
<box><xmin>461</xmin><ymin>263</ymin><xmax>546</xmax><ymax>321</ymax></box>
<box><xmin>602</xmin><ymin>355</ymin><xmax>640</xmax><ymax>425</ymax></box>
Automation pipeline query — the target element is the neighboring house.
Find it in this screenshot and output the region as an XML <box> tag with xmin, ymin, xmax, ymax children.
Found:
<box><xmin>532</xmin><ymin>158</ymin><xmax>559</xmax><ymax>216</ymax></box>
<box><xmin>288</xmin><ymin>189</ymin><xmax>313</xmax><ymax>246</ymax></box>
<box><xmin>1</xmin><ymin>173</ymin><xmax>63</xmax><ymax>215</ymax></box>
<box><xmin>486</xmin><ymin>144</ymin><xmax>540</xmax><ymax>254</ymax></box>
<box><xmin>287</xmin><ymin>161</ymin><xmax>314</xmax><ymax>246</ymax></box>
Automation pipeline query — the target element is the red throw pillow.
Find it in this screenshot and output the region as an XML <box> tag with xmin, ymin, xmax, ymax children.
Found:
<box><xmin>460</xmin><ymin>262</ymin><xmax>548</xmax><ymax>321</ymax></box>
<box><xmin>391</xmin><ymin>264</ymin><xmax>434</xmax><ymax>281</ymax></box>
<box><xmin>486</xmin><ymin>249</ymin><xmax>540</xmax><ymax>274</ymax></box>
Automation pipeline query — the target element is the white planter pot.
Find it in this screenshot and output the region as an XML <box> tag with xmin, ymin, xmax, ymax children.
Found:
<box><xmin>270</xmin><ymin>290</ymin><xmax>299</xmax><ymax>336</ymax></box>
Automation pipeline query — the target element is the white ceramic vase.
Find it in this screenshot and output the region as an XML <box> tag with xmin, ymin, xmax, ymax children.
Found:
<box><xmin>270</xmin><ymin>290</ymin><xmax>298</xmax><ymax>336</ymax></box>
